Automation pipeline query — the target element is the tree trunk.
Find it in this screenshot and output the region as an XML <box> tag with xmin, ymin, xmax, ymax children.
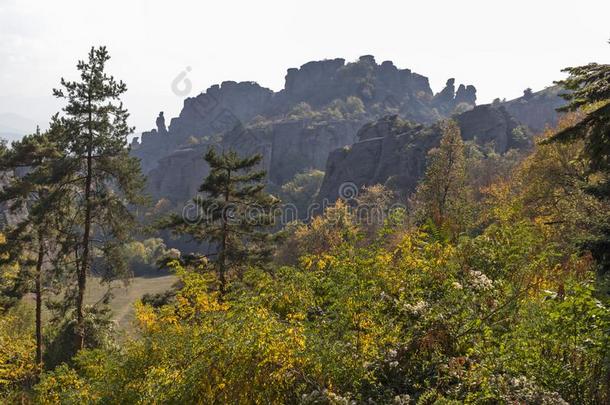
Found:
<box><xmin>35</xmin><ymin>231</ymin><xmax>44</xmax><ymax>370</ymax></box>
<box><xmin>218</xmin><ymin>169</ymin><xmax>231</xmax><ymax>297</ymax></box>
<box><xmin>76</xmin><ymin>99</ymin><xmax>94</xmax><ymax>350</ymax></box>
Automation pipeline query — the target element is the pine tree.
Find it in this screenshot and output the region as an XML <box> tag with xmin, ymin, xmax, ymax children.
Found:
<box><xmin>551</xmin><ymin>61</ymin><xmax>610</xmax><ymax>179</ymax></box>
<box><xmin>546</xmin><ymin>49</ymin><xmax>610</xmax><ymax>274</ymax></box>
<box><xmin>165</xmin><ymin>148</ymin><xmax>279</xmax><ymax>295</ymax></box>
<box><xmin>51</xmin><ymin>46</ymin><xmax>145</xmax><ymax>349</ymax></box>
<box><xmin>0</xmin><ymin>128</ymin><xmax>69</xmax><ymax>370</ymax></box>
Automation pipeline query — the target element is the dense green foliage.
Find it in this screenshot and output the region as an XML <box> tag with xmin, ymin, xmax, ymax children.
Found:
<box><xmin>548</xmin><ymin>57</ymin><xmax>610</xmax><ymax>275</ymax></box>
<box><xmin>28</xmin><ymin>113</ymin><xmax>610</xmax><ymax>404</ymax></box>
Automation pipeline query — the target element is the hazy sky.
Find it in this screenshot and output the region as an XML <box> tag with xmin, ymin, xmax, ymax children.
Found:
<box><xmin>1</xmin><ymin>0</ymin><xmax>609</xmax><ymax>134</ymax></box>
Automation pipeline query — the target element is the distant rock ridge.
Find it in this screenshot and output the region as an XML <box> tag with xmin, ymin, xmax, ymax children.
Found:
<box><xmin>132</xmin><ymin>56</ymin><xmax>478</xmax><ymax>176</ymax></box>
<box><xmin>131</xmin><ymin>56</ymin><xmax>566</xmax><ymax>213</ymax></box>
<box><xmin>280</xmin><ymin>55</ymin><xmax>436</xmax><ymax>112</ymax></box>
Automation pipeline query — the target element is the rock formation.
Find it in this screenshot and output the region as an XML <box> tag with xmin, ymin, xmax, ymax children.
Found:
<box><xmin>500</xmin><ymin>86</ymin><xmax>565</xmax><ymax>133</ymax></box>
<box><xmin>147</xmin><ymin>118</ymin><xmax>362</xmax><ymax>203</ymax></box>
<box><xmin>134</xmin><ymin>56</ymin><xmax>478</xmax><ymax>204</ymax></box>
<box><xmin>454</xmin><ymin>104</ymin><xmax>522</xmax><ymax>152</ymax></box>
<box><xmin>132</xmin><ymin>56</ymin><xmax>564</xmax><ymax>212</ymax></box>
<box><xmin>432</xmin><ymin>78</ymin><xmax>477</xmax><ymax>115</ymax></box>
<box><xmin>317</xmin><ymin>105</ymin><xmax>529</xmax><ymax>203</ymax></box>
<box><xmin>455</xmin><ymin>84</ymin><xmax>477</xmax><ymax>106</ymax></box>
<box><xmin>132</xmin><ymin>81</ymin><xmax>274</xmax><ymax>173</ymax></box>
<box><xmin>156</xmin><ymin>112</ymin><xmax>167</xmax><ymax>133</ymax></box>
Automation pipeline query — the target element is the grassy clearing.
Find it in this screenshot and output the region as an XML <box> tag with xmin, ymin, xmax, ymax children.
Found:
<box><xmin>84</xmin><ymin>275</ymin><xmax>177</xmax><ymax>332</ymax></box>
<box><xmin>21</xmin><ymin>274</ymin><xmax>176</xmax><ymax>339</ymax></box>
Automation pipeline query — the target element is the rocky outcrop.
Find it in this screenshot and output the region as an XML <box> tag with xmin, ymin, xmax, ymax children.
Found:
<box><xmin>283</xmin><ymin>58</ymin><xmax>348</xmax><ymax>105</ymax></box>
<box><xmin>433</xmin><ymin>79</ymin><xmax>456</xmax><ymax>107</ymax></box>
<box><xmin>500</xmin><ymin>86</ymin><xmax>565</xmax><ymax>133</ymax></box>
<box><xmin>133</xmin><ymin>56</ymin><xmax>478</xmax><ymax>179</ymax></box>
<box><xmin>318</xmin><ymin>119</ymin><xmax>438</xmax><ymax>202</ymax></box>
<box><xmin>146</xmin><ymin>118</ymin><xmax>361</xmax><ymax>203</ymax></box>
<box><xmin>132</xmin><ymin>81</ymin><xmax>274</xmax><ymax>172</ymax></box>
<box><xmin>454</xmin><ymin>104</ymin><xmax>522</xmax><ymax>152</ymax></box>
<box><xmin>317</xmin><ymin>105</ymin><xmax>529</xmax><ymax>202</ymax></box>
<box><xmin>278</xmin><ymin>55</ymin><xmax>442</xmax><ymax>120</ymax></box>
<box><xmin>432</xmin><ymin>78</ymin><xmax>477</xmax><ymax>115</ymax></box>
<box><xmin>455</xmin><ymin>84</ymin><xmax>477</xmax><ymax>106</ymax></box>
<box><xmin>268</xmin><ymin>119</ymin><xmax>361</xmax><ymax>185</ymax></box>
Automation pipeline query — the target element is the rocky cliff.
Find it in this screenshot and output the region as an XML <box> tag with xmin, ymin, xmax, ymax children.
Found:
<box><xmin>147</xmin><ymin>118</ymin><xmax>362</xmax><ymax>203</ymax></box>
<box><xmin>317</xmin><ymin>105</ymin><xmax>528</xmax><ymax>202</ymax></box>
<box><xmin>134</xmin><ymin>56</ymin><xmax>478</xmax><ymax>204</ymax></box>
<box><xmin>277</xmin><ymin>56</ymin><xmax>442</xmax><ymax>121</ymax></box>
<box><xmin>500</xmin><ymin>86</ymin><xmax>565</xmax><ymax>133</ymax></box>
<box><xmin>132</xmin><ymin>81</ymin><xmax>275</xmax><ymax>172</ymax></box>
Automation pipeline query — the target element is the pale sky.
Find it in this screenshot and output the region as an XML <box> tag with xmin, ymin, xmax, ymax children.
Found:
<box><xmin>1</xmin><ymin>0</ymin><xmax>609</xmax><ymax>135</ymax></box>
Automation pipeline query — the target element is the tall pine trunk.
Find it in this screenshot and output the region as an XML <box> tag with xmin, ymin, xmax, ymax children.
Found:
<box><xmin>76</xmin><ymin>100</ymin><xmax>93</xmax><ymax>350</ymax></box>
<box><xmin>218</xmin><ymin>169</ymin><xmax>231</xmax><ymax>297</ymax></box>
<box><xmin>35</xmin><ymin>229</ymin><xmax>44</xmax><ymax>370</ymax></box>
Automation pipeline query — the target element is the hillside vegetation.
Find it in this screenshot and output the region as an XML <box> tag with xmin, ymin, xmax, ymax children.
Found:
<box><xmin>0</xmin><ymin>47</ymin><xmax>609</xmax><ymax>404</ymax></box>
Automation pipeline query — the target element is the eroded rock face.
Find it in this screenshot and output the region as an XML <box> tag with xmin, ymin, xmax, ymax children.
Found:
<box><xmin>317</xmin><ymin>105</ymin><xmax>528</xmax><ymax>202</ymax></box>
<box><xmin>283</xmin><ymin>58</ymin><xmax>348</xmax><ymax>105</ymax></box>
<box><xmin>132</xmin><ymin>81</ymin><xmax>274</xmax><ymax>172</ymax></box>
<box><xmin>454</xmin><ymin>104</ymin><xmax>521</xmax><ymax>153</ymax></box>
<box><xmin>318</xmin><ymin>120</ymin><xmax>437</xmax><ymax>202</ymax></box>
<box><xmin>135</xmin><ymin>56</ymin><xmax>482</xmax><ymax>208</ymax></box>
<box><xmin>146</xmin><ymin>118</ymin><xmax>361</xmax><ymax>203</ymax></box>
<box><xmin>268</xmin><ymin>119</ymin><xmax>362</xmax><ymax>185</ymax></box>
<box><xmin>455</xmin><ymin>84</ymin><xmax>477</xmax><ymax>106</ymax></box>
<box><xmin>432</xmin><ymin>78</ymin><xmax>477</xmax><ymax>115</ymax></box>
<box><xmin>501</xmin><ymin>86</ymin><xmax>565</xmax><ymax>133</ymax></box>
<box><xmin>133</xmin><ymin>56</ymin><xmax>478</xmax><ymax>181</ymax></box>
<box><xmin>146</xmin><ymin>145</ymin><xmax>208</xmax><ymax>203</ymax></box>
<box><xmin>357</xmin><ymin>115</ymin><xmax>408</xmax><ymax>141</ymax></box>
<box><xmin>169</xmin><ymin>81</ymin><xmax>274</xmax><ymax>138</ymax></box>
<box><xmin>280</xmin><ymin>56</ymin><xmax>437</xmax><ymax>115</ymax></box>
